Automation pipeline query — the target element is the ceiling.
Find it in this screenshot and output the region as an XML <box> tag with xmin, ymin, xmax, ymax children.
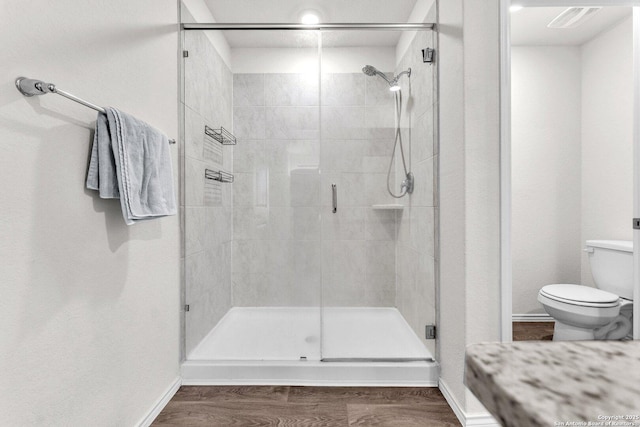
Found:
<box><xmin>202</xmin><ymin>0</ymin><xmax>422</xmax><ymax>48</ymax></box>
<box><xmin>511</xmin><ymin>6</ymin><xmax>631</xmax><ymax>46</ymax></box>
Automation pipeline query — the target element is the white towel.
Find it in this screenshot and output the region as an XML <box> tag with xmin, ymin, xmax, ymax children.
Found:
<box><xmin>86</xmin><ymin>107</ymin><xmax>176</xmax><ymax>225</ymax></box>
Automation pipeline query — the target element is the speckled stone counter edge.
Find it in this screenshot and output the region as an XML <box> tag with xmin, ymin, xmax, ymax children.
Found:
<box><xmin>465</xmin><ymin>343</ymin><xmax>542</xmax><ymax>427</ymax></box>
<box><xmin>465</xmin><ymin>341</ymin><xmax>640</xmax><ymax>427</ymax></box>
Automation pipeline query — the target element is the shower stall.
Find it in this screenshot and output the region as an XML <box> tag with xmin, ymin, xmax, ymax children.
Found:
<box><xmin>179</xmin><ymin>4</ymin><xmax>438</xmax><ymax>385</ymax></box>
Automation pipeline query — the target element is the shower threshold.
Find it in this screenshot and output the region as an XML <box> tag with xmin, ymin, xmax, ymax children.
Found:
<box><xmin>181</xmin><ymin>307</ymin><xmax>438</xmax><ymax>386</ymax></box>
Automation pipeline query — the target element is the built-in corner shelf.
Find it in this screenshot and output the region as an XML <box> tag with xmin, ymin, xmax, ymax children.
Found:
<box><xmin>371</xmin><ymin>204</ymin><xmax>404</xmax><ymax>210</ymax></box>
<box><xmin>204</xmin><ymin>125</ymin><xmax>236</xmax><ymax>145</ymax></box>
<box><xmin>205</xmin><ymin>168</ymin><xmax>234</xmax><ymax>183</ymax></box>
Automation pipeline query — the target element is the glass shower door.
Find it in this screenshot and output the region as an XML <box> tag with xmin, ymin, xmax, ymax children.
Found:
<box><xmin>319</xmin><ymin>29</ymin><xmax>437</xmax><ymax>361</ymax></box>
<box><xmin>183</xmin><ymin>28</ymin><xmax>324</xmax><ymax>362</ymax></box>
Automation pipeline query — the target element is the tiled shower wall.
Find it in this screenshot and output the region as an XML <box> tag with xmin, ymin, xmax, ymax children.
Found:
<box><xmin>232</xmin><ymin>72</ymin><xmax>400</xmax><ymax>307</ymax></box>
<box><xmin>395</xmin><ymin>31</ymin><xmax>437</xmax><ymax>354</ymax></box>
<box><xmin>320</xmin><ymin>72</ymin><xmax>400</xmax><ymax>307</ymax></box>
<box><xmin>232</xmin><ymin>72</ymin><xmax>322</xmax><ymax>306</ymax></box>
<box><xmin>182</xmin><ymin>29</ymin><xmax>233</xmax><ymax>356</ymax></box>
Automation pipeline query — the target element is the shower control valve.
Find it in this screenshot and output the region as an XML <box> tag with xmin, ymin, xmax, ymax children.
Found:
<box><xmin>401</xmin><ymin>172</ymin><xmax>414</xmax><ymax>195</ymax></box>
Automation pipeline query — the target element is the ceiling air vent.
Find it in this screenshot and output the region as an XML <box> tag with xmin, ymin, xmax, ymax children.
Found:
<box><xmin>547</xmin><ymin>7</ymin><xmax>601</xmax><ymax>29</ymax></box>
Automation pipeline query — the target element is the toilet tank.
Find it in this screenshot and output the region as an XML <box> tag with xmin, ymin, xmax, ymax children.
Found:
<box><xmin>586</xmin><ymin>240</ymin><xmax>633</xmax><ymax>300</ymax></box>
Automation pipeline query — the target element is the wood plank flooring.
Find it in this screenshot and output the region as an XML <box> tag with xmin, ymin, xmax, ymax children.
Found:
<box><xmin>512</xmin><ymin>321</ymin><xmax>554</xmax><ymax>341</ymax></box>
<box><xmin>153</xmin><ymin>386</ymin><xmax>461</xmax><ymax>426</ymax></box>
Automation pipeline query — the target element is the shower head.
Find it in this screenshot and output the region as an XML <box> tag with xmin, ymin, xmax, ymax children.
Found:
<box><xmin>362</xmin><ymin>65</ymin><xmax>379</xmax><ymax>76</ymax></box>
<box><xmin>362</xmin><ymin>65</ymin><xmax>411</xmax><ymax>91</ymax></box>
<box><xmin>362</xmin><ymin>65</ymin><xmax>393</xmax><ymax>85</ymax></box>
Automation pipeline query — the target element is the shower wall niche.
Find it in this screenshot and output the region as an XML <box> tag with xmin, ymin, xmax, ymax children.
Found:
<box><xmin>181</xmin><ymin>17</ymin><xmax>437</xmax><ymax>367</ymax></box>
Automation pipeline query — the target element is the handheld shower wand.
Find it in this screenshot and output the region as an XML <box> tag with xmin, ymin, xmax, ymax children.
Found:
<box><xmin>362</xmin><ymin>65</ymin><xmax>411</xmax><ymax>92</ymax></box>
<box><xmin>362</xmin><ymin>65</ymin><xmax>394</xmax><ymax>85</ymax></box>
<box><xmin>361</xmin><ymin>65</ymin><xmax>414</xmax><ymax>198</ymax></box>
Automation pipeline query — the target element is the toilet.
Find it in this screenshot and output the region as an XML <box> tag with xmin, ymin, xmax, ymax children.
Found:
<box><xmin>538</xmin><ymin>240</ymin><xmax>634</xmax><ymax>341</ymax></box>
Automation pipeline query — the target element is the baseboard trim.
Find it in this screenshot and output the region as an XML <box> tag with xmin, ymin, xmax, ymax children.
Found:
<box><xmin>137</xmin><ymin>376</ymin><xmax>181</xmax><ymax>427</ymax></box>
<box><xmin>182</xmin><ymin>360</ymin><xmax>438</xmax><ymax>386</ymax></box>
<box><xmin>438</xmin><ymin>379</ymin><xmax>465</xmax><ymax>425</ymax></box>
<box><xmin>512</xmin><ymin>313</ymin><xmax>553</xmax><ymax>322</ymax></box>
<box><xmin>439</xmin><ymin>379</ymin><xmax>500</xmax><ymax>427</ymax></box>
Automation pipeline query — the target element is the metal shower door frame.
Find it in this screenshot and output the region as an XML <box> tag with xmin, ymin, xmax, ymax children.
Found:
<box><xmin>181</xmin><ymin>21</ymin><xmax>439</xmax><ymax>362</ymax></box>
<box><xmin>182</xmin><ymin>23</ymin><xmax>435</xmax><ymax>31</ymax></box>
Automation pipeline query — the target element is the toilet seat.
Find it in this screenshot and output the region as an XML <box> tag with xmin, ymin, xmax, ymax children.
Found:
<box><xmin>538</xmin><ymin>285</ymin><xmax>623</xmax><ymax>334</ymax></box>
<box><xmin>540</xmin><ymin>284</ymin><xmax>620</xmax><ymax>308</ymax></box>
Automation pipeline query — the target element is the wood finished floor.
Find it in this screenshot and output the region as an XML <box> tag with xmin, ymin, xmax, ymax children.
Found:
<box><xmin>153</xmin><ymin>386</ymin><xmax>461</xmax><ymax>426</ymax></box>
<box><xmin>512</xmin><ymin>321</ymin><xmax>554</xmax><ymax>341</ymax></box>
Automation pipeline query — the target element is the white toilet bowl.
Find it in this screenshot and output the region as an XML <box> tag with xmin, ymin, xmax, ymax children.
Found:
<box><xmin>537</xmin><ymin>240</ymin><xmax>634</xmax><ymax>341</ymax></box>
<box><xmin>538</xmin><ymin>284</ymin><xmax>631</xmax><ymax>340</ymax></box>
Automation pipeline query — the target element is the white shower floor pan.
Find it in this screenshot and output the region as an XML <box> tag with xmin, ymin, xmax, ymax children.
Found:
<box><xmin>182</xmin><ymin>307</ymin><xmax>438</xmax><ymax>386</ymax></box>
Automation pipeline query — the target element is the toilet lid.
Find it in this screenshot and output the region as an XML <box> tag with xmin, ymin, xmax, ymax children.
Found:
<box><xmin>540</xmin><ymin>284</ymin><xmax>620</xmax><ymax>307</ymax></box>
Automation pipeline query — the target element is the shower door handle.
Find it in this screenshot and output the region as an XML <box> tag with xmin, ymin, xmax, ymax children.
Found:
<box><xmin>332</xmin><ymin>184</ymin><xmax>337</xmax><ymax>213</ymax></box>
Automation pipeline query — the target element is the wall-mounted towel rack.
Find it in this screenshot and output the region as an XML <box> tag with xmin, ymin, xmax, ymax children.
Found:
<box><xmin>15</xmin><ymin>77</ymin><xmax>176</xmax><ymax>144</ymax></box>
<box><xmin>205</xmin><ymin>168</ymin><xmax>234</xmax><ymax>183</ymax></box>
<box><xmin>204</xmin><ymin>125</ymin><xmax>236</xmax><ymax>145</ymax></box>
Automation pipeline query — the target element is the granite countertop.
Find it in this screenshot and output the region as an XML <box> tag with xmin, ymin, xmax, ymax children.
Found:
<box><xmin>465</xmin><ymin>341</ymin><xmax>640</xmax><ymax>427</ymax></box>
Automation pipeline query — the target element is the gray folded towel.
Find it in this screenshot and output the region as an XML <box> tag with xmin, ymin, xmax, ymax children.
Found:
<box><xmin>87</xmin><ymin>112</ymin><xmax>119</xmax><ymax>198</ymax></box>
<box><xmin>86</xmin><ymin>107</ymin><xmax>177</xmax><ymax>225</ymax></box>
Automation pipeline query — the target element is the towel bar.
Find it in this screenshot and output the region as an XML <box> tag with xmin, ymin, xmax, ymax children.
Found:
<box><xmin>15</xmin><ymin>77</ymin><xmax>176</xmax><ymax>145</ymax></box>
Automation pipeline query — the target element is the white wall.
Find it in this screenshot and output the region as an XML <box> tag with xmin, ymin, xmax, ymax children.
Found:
<box><xmin>581</xmin><ymin>17</ymin><xmax>633</xmax><ymax>286</ymax></box>
<box><xmin>438</xmin><ymin>0</ymin><xmax>468</xmax><ymax>410</ymax></box>
<box><xmin>0</xmin><ymin>1</ymin><xmax>180</xmax><ymax>426</ymax></box>
<box><xmin>438</xmin><ymin>0</ymin><xmax>502</xmax><ymax>418</ymax></box>
<box><xmin>511</xmin><ymin>47</ymin><xmax>582</xmax><ymax>315</ymax></box>
<box><xmin>461</xmin><ymin>0</ymin><xmax>502</xmax><ymax>414</ymax></box>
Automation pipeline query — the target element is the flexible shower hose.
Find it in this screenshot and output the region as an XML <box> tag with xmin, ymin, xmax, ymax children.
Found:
<box><xmin>387</xmin><ymin>90</ymin><xmax>411</xmax><ymax>198</ymax></box>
